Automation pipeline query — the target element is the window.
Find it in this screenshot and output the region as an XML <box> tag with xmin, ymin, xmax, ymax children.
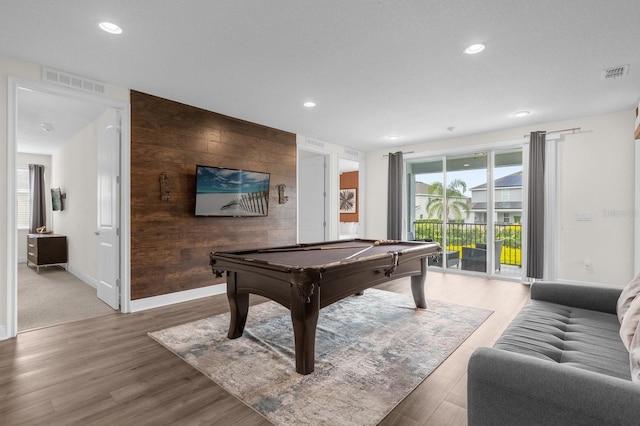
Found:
<box><xmin>407</xmin><ymin>147</ymin><xmax>523</xmax><ymax>279</ymax></box>
<box><xmin>16</xmin><ymin>167</ymin><xmax>30</xmax><ymax>229</ymax></box>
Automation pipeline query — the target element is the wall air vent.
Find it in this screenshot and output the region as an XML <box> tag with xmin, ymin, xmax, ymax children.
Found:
<box><xmin>42</xmin><ymin>67</ymin><xmax>106</xmax><ymax>95</ymax></box>
<box><xmin>305</xmin><ymin>138</ymin><xmax>325</xmax><ymax>148</ymax></box>
<box><xmin>601</xmin><ymin>64</ymin><xmax>629</xmax><ymax>80</ymax></box>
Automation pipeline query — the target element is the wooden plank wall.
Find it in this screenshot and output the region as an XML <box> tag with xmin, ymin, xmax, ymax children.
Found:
<box><xmin>130</xmin><ymin>91</ymin><xmax>297</xmax><ymax>300</ymax></box>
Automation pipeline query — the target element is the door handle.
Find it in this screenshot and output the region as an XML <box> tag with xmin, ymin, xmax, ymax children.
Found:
<box><xmin>95</xmin><ymin>231</ymin><xmax>100</xmax><ymax>235</ymax></box>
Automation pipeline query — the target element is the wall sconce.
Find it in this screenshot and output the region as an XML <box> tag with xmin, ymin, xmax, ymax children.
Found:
<box><xmin>160</xmin><ymin>172</ymin><xmax>170</xmax><ymax>201</ymax></box>
<box><xmin>277</xmin><ymin>184</ymin><xmax>288</xmax><ymax>204</ymax></box>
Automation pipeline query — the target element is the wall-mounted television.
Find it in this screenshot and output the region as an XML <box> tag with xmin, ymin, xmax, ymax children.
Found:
<box><xmin>195</xmin><ymin>165</ymin><xmax>270</xmax><ymax>217</ymax></box>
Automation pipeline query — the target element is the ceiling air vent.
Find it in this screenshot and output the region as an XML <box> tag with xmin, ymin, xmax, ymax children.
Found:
<box><xmin>42</xmin><ymin>67</ymin><xmax>106</xmax><ymax>95</ymax></box>
<box><xmin>601</xmin><ymin>64</ymin><xmax>629</xmax><ymax>80</ymax></box>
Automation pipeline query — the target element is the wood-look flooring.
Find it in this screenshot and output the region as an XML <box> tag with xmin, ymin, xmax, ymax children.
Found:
<box><xmin>0</xmin><ymin>271</ymin><xmax>530</xmax><ymax>425</ymax></box>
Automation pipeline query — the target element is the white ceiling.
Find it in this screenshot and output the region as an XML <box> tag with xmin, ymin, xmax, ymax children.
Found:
<box><xmin>3</xmin><ymin>1</ymin><xmax>640</xmax><ymax>153</ymax></box>
<box><xmin>17</xmin><ymin>88</ymin><xmax>109</xmax><ymax>155</ymax></box>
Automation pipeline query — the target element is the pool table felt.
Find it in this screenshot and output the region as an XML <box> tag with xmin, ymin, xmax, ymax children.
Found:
<box><xmin>216</xmin><ymin>240</ymin><xmax>440</xmax><ymax>269</ymax></box>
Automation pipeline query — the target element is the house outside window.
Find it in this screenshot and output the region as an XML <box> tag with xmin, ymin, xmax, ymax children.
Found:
<box><xmin>16</xmin><ymin>167</ymin><xmax>30</xmax><ymax>229</ymax></box>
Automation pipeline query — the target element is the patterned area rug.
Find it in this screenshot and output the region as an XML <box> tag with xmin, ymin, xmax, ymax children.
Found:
<box><xmin>149</xmin><ymin>289</ymin><xmax>492</xmax><ymax>425</ymax></box>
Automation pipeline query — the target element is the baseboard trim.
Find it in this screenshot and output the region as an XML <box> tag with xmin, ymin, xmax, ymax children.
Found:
<box><xmin>67</xmin><ymin>266</ymin><xmax>98</xmax><ymax>289</ymax></box>
<box><xmin>129</xmin><ymin>284</ymin><xmax>226</xmax><ymax>313</ymax></box>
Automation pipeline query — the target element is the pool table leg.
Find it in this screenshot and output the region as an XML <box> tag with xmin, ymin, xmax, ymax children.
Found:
<box><xmin>411</xmin><ymin>257</ymin><xmax>428</xmax><ymax>309</ymax></box>
<box><xmin>290</xmin><ymin>288</ymin><xmax>320</xmax><ymax>375</ymax></box>
<box><xmin>226</xmin><ymin>272</ymin><xmax>249</xmax><ymax>339</ymax></box>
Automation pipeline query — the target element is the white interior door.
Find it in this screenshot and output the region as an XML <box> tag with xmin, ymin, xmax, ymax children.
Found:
<box><xmin>97</xmin><ymin>109</ymin><xmax>120</xmax><ymax>309</ymax></box>
<box><xmin>298</xmin><ymin>153</ymin><xmax>328</xmax><ymax>243</ymax></box>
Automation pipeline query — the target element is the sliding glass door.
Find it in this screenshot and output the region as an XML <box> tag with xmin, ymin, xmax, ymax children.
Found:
<box><xmin>493</xmin><ymin>149</ymin><xmax>523</xmax><ymax>277</ymax></box>
<box><xmin>407</xmin><ymin>148</ymin><xmax>523</xmax><ymax>279</ymax></box>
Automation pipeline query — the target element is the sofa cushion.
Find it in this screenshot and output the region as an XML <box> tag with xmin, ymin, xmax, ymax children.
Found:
<box><xmin>494</xmin><ymin>299</ymin><xmax>631</xmax><ymax>380</ymax></box>
<box><xmin>617</xmin><ymin>273</ymin><xmax>640</xmax><ymax>324</ymax></box>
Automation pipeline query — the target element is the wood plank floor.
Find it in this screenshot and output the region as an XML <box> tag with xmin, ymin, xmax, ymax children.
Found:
<box><xmin>0</xmin><ymin>271</ymin><xmax>530</xmax><ymax>425</ymax></box>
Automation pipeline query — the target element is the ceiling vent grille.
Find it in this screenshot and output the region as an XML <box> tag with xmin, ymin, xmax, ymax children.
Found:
<box><xmin>42</xmin><ymin>67</ymin><xmax>106</xmax><ymax>95</ymax></box>
<box><xmin>601</xmin><ymin>64</ymin><xmax>629</xmax><ymax>80</ymax></box>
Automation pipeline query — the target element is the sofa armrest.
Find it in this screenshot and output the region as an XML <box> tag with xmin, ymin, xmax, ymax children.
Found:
<box><xmin>530</xmin><ymin>281</ymin><xmax>622</xmax><ymax>314</ymax></box>
<box><xmin>468</xmin><ymin>347</ymin><xmax>640</xmax><ymax>426</ymax></box>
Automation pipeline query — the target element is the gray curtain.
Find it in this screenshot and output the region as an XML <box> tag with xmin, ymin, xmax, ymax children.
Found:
<box><xmin>29</xmin><ymin>164</ymin><xmax>46</xmax><ymax>233</ymax></box>
<box><xmin>527</xmin><ymin>131</ymin><xmax>545</xmax><ymax>279</ymax></box>
<box><xmin>387</xmin><ymin>152</ymin><xmax>403</xmax><ymax>240</ymax></box>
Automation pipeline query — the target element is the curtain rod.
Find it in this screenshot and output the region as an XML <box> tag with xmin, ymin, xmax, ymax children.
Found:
<box><xmin>524</xmin><ymin>127</ymin><xmax>581</xmax><ymax>138</ymax></box>
<box><xmin>381</xmin><ymin>126</ymin><xmax>582</xmax><ymax>158</ymax></box>
<box><xmin>382</xmin><ymin>151</ymin><xmax>414</xmax><ymax>158</ymax></box>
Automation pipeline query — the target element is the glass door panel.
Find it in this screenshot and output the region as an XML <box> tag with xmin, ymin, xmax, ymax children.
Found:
<box><xmin>407</xmin><ymin>158</ymin><xmax>449</xmax><ymax>267</ymax></box>
<box><xmin>446</xmin><ymin>154</ymin><xmax>488</xmax><ymax>272</ymax></box>
<box><xmin>493</xmin><ymin>149</ymin><xmax>523</xmax><ymax>278</ymax></box>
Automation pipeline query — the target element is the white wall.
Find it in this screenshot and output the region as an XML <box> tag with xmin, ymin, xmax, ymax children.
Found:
<box><xmin>16</xmin><ymin>153</ymin><xmax>52</xmax><ymax>262</ymax></box>
<box><xmin>366</xmin><ymin>110</ymin><xmax>636</xmax><ymax>287</ymax></box>
<box><xmin>557</xmin><ymin>111</ymin><xmax>635</xmax><ymax>285</ymax></box>
<box><xmin>50</xmin><ymin>111</ymin><xmax>106</xmax><ymax>287</ymax></box>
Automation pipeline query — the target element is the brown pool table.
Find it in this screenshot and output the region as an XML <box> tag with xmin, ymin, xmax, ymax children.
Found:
<box><xmin>209</xmin><ymin>239</ymin><xmax>441</xmax><ymax>374</ymax></box>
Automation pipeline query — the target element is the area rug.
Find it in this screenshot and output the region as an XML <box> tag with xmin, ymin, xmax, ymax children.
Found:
<box><xmin>149</xmin><ymin>289</ymin><xmax>492</xmax><ymax>425</ymax></box>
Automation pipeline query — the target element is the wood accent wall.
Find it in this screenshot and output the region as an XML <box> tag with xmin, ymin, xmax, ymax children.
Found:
<box><xmin>130</xmin><ymin>91</ymin><xmax>297</xmax><ymax>300</ymax></box>
<box><xmin>340</xmin><ymin>171</ymin><xmax>359</xmax><ymax>222</ymax></box>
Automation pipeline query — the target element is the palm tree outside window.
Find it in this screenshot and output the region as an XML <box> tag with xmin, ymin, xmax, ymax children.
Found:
<box><xmin>425</xmin><ymin>179</ymin><xmax>471</xmax><ymax>222</ymax></box>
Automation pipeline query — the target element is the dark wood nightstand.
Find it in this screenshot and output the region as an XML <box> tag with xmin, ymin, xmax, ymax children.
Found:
<box><xmin>27</xmin><ymin>234</ymin><xmax>68</xmax><ymax>273</ymax></box>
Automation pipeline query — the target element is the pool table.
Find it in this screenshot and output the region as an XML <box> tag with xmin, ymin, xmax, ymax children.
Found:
<box><xmin>209</xmin><ymin>239</ymin><xmax>441</xmax><ymax>374</ymax></box>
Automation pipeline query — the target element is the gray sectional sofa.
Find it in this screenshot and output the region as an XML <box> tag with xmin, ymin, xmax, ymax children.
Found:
<box><xmin>467</xmin><ymin>281</ymin><xmax>640</xmax><ymax>425</ymax></box>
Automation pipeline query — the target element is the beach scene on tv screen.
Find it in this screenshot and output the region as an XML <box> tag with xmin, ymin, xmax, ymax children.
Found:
<box><xmin>196</xmin><ymin>166</ymin><xmax>270</xmax><ymax>216</ymax></box>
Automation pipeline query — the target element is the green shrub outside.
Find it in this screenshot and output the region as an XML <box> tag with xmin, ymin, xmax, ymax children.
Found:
<box><xmin>414</xmin><ymin>221</ymin><xmax>522</xmax><ymax>266</ymax></box>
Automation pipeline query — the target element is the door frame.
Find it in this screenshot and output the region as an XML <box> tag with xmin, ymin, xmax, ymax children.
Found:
<box><xmin>6</xmin><ymin>77</ymin><xmax>131</xmax><ymax>337</ymax></box>
<box><xmin>338</xmin><ymin>154</ymin><xmax>365</xmax><ymax>239</ymax></box>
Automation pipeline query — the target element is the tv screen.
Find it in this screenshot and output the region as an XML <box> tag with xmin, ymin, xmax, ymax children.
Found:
<box><xmin>195</xmin><ymin>165</ymin><xmax>270</xmax><ymax>217</ymax></box>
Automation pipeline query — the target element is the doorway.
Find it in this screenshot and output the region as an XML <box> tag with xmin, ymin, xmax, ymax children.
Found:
<box><xmin>339</xmin><ymin>157</ymin><xmax>361</xmax><ymax>239</ymax></box>
<box><xmin>298</xmin><ymin>149</ymin><xmax>330</xmax><ymax>243</ymax></box>
<box><xmin>7</xmin><ymin>78</ymin><xmax>129</xmax><ymax>336</ymax></box>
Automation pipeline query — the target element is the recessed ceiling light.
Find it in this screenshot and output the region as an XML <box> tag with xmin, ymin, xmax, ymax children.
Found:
<box><xmin>303</xmin><ymin>101</ymin><xmax>316</xmax><ymax>108</ymax></box>
<box><xmin>464</xmin><ymin>43</ymin><xmax>485</xmax><ymax>54</ymax></box>
<box><xmin>99</xmin><ymin>21</ymin><xmax>123</xmax><ymax>35</ymax></box>
<box><xmin>388</xmin><ymin>135</ymin><xmax>399</xmax><ymax>141</ymax></box>
<box><xmin>513</xmin><ymin>110</ymin><xmax>530</xmax><ymax>118</ymax></box>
